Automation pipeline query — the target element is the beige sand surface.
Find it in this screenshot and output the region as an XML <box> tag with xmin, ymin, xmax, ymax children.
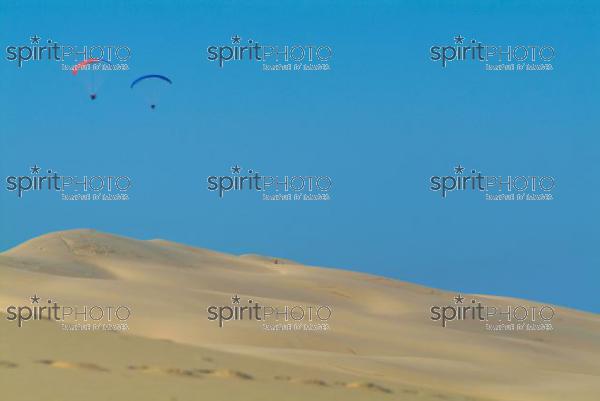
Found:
<box><xmin>0</xmin><ymin>229</ymin><xmax>599</xmax><ymax>401</ymax></box>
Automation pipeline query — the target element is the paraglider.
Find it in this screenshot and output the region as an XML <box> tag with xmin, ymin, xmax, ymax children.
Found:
<box><xmin>72</xmin><ymin>58</ymin><xmax>113</xmax><ymax>100</ymax></box>
<box><xmin>72</xmin><ymin>58</ymin><xmax>108</xmax><ymax>75</ymax></box>
<box><xmin>130</xmin><ymin>74</ymin><xmax>172</xmax><ymax>109</ymax></box>
<box><xmin>130</xmin><ymin>74</ymin><xmax>172</xmax><ymax>88</ymax></box>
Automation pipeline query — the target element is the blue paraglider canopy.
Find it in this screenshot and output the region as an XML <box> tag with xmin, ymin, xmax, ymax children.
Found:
<box><xmin>130</xmin><ymin>74</ymin><xmax>172</xmax><ymax>89</ymax></box>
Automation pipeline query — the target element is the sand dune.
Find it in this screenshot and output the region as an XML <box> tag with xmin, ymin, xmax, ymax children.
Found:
<box><xmin>0</xmin><ymin>229</ymin><xmax>599</xmax><ymax>401</ymax></box>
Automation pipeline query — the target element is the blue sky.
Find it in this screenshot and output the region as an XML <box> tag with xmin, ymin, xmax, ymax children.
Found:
<box><xmin>1</xmin><ymin>1</ymin><xmax>598</xmax><ymax>312</ymax></box>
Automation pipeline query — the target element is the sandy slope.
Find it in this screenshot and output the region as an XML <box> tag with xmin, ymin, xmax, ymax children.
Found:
<box><xmin>0</xmin><ymin>229</ymin><xmax>599</xmax><ymax>401</ymax></box>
